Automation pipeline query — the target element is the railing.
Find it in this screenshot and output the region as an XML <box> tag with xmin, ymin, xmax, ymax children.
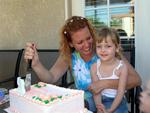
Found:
<box><xmin>120</xmin><ymin>38</ymin><xmax>142</xmax><ymax>113</ymax></box>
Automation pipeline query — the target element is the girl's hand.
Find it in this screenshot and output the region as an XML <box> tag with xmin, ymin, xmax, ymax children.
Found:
<box><xmin>96</xmin><ymin>104</ymin><xmax>106</xmax><ymax>113</ymax></box>
<box><xmin>97</xmin><ymin>104</ymin><xmax>113</xmax><ymax>113</ymax></box>
<box><xmin>24</xmin><ymin>42</ymin><xmax>40</xmax><ymax>68</ymax></box>
<box><xmin>107</xmin><ymin>109</ymin><xmax>113</xmax><ymax>113</ymax></box>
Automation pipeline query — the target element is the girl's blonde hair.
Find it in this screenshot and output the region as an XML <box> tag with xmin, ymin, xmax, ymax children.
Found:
<box><xmin>59</xmin><ymin>16</ymin><xmax>96</xmax><ymax>68</ymax></box>
<box><xmin>96</xmin><ymin>27</ymin><xmax>123</xmax><ymax>59</ymax></box>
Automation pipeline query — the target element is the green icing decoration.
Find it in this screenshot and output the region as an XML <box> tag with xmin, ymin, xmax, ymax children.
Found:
<box><xmin>32</xmin><ymin>96</ymin><xmax>42</xmax><ymax>101</ymax></box>
<box><xmin>32</xmin><ymin>95</ymin><xmax>65</xmax><ymax>104</ymax></box>
<box><xmin>35</xmin><ymin>97</ymin><xmax>39</xmax><ymax>100</ymax></box>
<box><xmin>50</xmin><ymin>97</ymin><xmax>55</xmax><ymax>102</ymax></box>
<box><xmin>32</xmin><ymin>96</ymin><xmax>36</xmax><ymax>99</ymax></box>
<box><xmin>34</xmin><ymin>84</ymin><xmax>41</xmax><ymax>88</ymax></box>
<box><xmin>57</xmin><ymin>96</ymin><xmax>62</xmax><ymax>99</ymax></box>
<box><xmin>44</xmin><ymin>100</ymin><xmax>49</xmax><ymax>104</ymax></box>
<box><xmin>34</xmin><ymin>83</ymin><xmax>47</xmax><ymax>88</ymax></box>
<box><xmin>38</xmin><ymin>98</ymin><xmax>42</xmax><ymax>101</ymax></box>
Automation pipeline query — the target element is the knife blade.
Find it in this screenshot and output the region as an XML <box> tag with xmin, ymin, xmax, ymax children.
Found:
<box><xmin>25</xmin><ymin>59</ymin><xmax>32</xmax><ymax>91</ymax></box>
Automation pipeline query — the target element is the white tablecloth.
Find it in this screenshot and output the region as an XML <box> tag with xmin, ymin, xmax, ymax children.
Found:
<box><xmin>5</xmin><ymin>108</ymin><xmax>93</xmax><ymax>113</ymax></box>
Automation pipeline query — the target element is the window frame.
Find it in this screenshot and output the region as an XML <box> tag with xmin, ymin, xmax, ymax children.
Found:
<box><xmin>84</xmin><ymin>0</ymin><xmax>134</xmax><ymax>38</ymax></box>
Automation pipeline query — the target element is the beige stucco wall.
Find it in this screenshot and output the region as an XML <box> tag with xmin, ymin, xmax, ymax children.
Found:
<box><xmin>0</xmin><ymin>0</ymin><xmax>65</xmax><ymax>49</ymax></box>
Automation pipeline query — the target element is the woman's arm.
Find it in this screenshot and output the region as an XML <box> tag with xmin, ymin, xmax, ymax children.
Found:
<box><xmin>24</xmin><ymin>42</ymin><xmax>68</xmax><ymax>84</ymax></box>
<box><xmin>33</xmin><ymin>55</ymin><xmax>69</xmax><ymax>84</ymax></box>
<box><xmin>89</xmin><ymin>79</ymin><xmax>118</xmax><ymax>94</ymax></box>
<box><xmin>122</xmin><ymin>56</ymin><xmax>141</xmax><ymax>89</ymax></box>
<box><xmin>89</xmin><ymin>57</ymin><xmax>141</xmax><ymax>94</ymax></box>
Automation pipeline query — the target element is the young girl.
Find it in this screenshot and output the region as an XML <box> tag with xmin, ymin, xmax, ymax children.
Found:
<box><xmin>90</xmin><ymin>27</ymin><xmax>128</xmax><ymax>113</ymax></box>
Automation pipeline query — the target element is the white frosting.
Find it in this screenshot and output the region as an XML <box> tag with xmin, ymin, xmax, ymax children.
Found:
<box><xmin>17</xmin><ymin>77</ymin><xmax>26</xmax><ymax>95</ymax></box>
<box><xmin>9</xmin><ymin>82</ymin><xmax>88</xmax><ymax>113</ymax></box>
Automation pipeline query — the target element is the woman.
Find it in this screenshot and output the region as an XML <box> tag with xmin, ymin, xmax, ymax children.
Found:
<box><xmin>24</xmin><ymin>16</ymin><xmax>141</xmax><ymax>112</ymax></box>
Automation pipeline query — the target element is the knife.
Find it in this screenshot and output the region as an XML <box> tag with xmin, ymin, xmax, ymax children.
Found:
<box><xmin>25</xmin><ymin>59</ymin><xmax>32</xmax><ymax>91</ymax></box>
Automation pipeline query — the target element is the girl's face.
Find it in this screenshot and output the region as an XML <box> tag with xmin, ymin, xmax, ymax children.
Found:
<box><xmin>70</xmin><ymin>27</ymin><xmax>93</xmax><ymax>57</ymax></box>
<box><xmin>140</xmin><ymin>81</ymin><xmax>150</xmax><ymax>113</ymax></box>
<box><xmin>96</xmin><ymin>36</ymin><xmax>118</xmax><ymax>62</ymax></box>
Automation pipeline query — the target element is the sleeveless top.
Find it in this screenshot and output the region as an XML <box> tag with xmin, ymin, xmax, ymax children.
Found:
<box><xmin>97</xmin><ymin>59</ymin><xmax>123</xmax><ymax>98</ymax></box>
<box><xmin>72</xmin><ymin>51</ymin><xmax>98</xmax><ymax>99</ymax></box>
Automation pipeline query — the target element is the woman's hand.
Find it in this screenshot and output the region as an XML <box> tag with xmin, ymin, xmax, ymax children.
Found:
<box><xmin>24</xmin><ymin>42</ymin><xmax>40</xmax><ymax>68</ymax></box>
<box><xmin>88</xmin><ymin>80</ymin><xmax>106</xmax><ymax>94</ymax></box>
<box><xmin>88</xmin><ymin>79</ymin><xmax>119</xmax><ymax>95</ymax></box>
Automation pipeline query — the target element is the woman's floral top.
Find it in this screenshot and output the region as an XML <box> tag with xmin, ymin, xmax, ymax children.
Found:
<box><xmin>72</xmin><ymin>51</ymin><xmax>98</xmax><ymax>99</ymax></box>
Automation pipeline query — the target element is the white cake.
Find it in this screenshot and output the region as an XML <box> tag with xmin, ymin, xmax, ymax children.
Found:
<box><xmin>9</xmin><ymin>82</ymin><xmax>88</xmax><ymax>113</ymax></box>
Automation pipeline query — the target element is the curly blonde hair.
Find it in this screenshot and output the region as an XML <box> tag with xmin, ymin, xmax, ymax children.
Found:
<box><xmin>59</xmin><ymin>16</ymin><xmax>96</xmax><ymax>68</ymax></box>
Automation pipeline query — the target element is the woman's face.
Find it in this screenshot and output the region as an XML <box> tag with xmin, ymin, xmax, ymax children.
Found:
<box><xmin>140</xmin><ymin>81</ymin><xmax>150</xmax><ymax>113</ymax></box>
<box><xmin>70</xmin><ymin>27</ymin><xmax>93</xmax><ymax>57</ymax></box>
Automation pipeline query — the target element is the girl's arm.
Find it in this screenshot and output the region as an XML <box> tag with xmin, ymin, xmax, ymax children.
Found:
<box><xmin>89</xmin><ymin>63</ymin><xmax>102</xmax><ymax>113</ymax></box>
<box><xmin>108</xmin><ymin>62</ymin><xmax>128</xmax><ymax>113</ymax></box>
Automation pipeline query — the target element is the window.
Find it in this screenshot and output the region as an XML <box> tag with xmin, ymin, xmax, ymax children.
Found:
<box><xmin>85</xmin><ymin>0</ymin><xmax>134</xmax><ymax>37</ymax></box>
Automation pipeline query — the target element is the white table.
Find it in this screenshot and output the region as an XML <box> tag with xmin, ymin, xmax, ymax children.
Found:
<box><xmin>5</xmin><ymin>108</ymin><xmax>93</xmax><ymax>113</ymax></box>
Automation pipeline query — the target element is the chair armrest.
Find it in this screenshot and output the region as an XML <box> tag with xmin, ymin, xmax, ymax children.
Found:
<box><xmin>135</xmin><ymin>86</ymin><xmax>143</xmax><ymax>113</ymax></box>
